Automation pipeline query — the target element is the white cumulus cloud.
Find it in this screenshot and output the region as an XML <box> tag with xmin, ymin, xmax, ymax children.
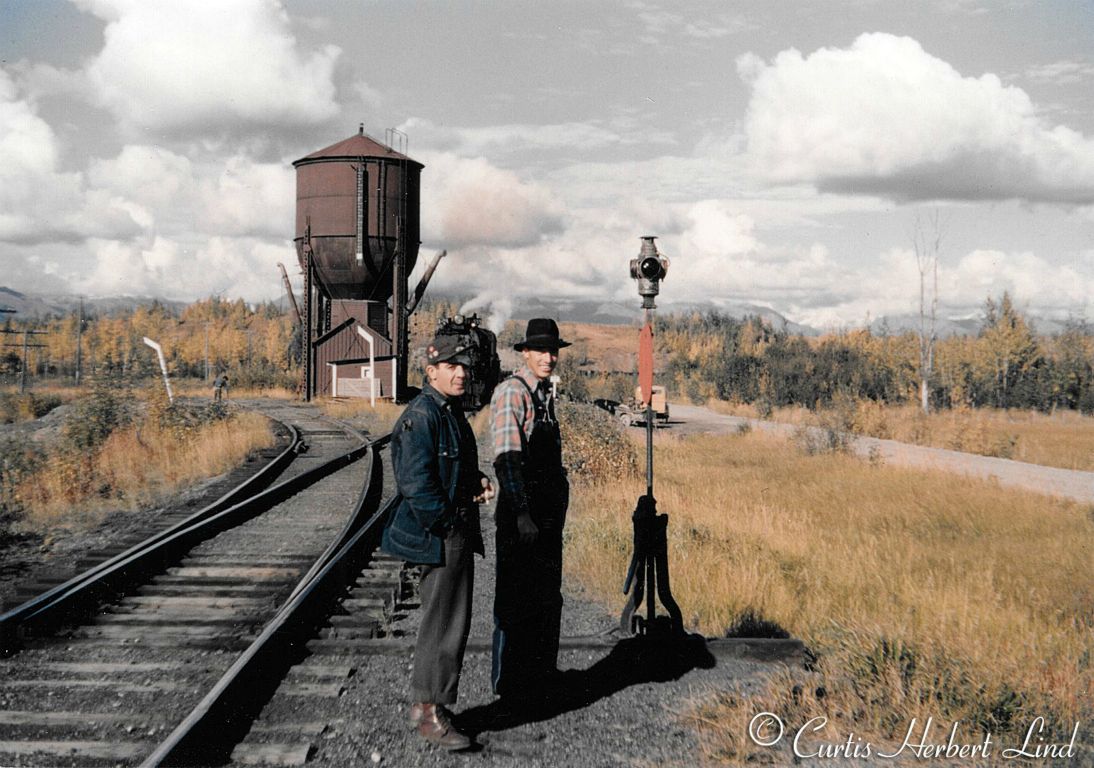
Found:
<box><xmin>88</xmin><ymin>145</ymin><xmax>196</xmax><ymax>211</ymax></box>
<box><xmin>198</xmin><ymin>157</ymin><xmax>294</xmax><ymax>238</ymax></box>
<box><xmin>77</xmin><ymin>234</ymin><xmax>292</xmax><ymax>300</ymax></box>
<box><xmin>738</xmin><ymin>33</ymin><xmax>1094</xmax><ymax>204</ymax></box>
<box><xmin>0</xmin><ymin>68</ymin><xmax>146</xmax><ymax>244</ymax></box>
<box><xmin>678</xmin><ymin>200</ymin><xmax>758</xmax><ymax>259</ymax></box>
<box><xmin>76</xmin><ymin>0</ymin><xmax>341</xmax><ymax>137</ymax></box>
<box><xmin>947</xmin><ymin>249</ymin><xmax>1094</xmax><ymax>312</ymax></box>
<box><xmin>788</xmin><ymin>245</ymin><xmax>1094</xmax><ymax>328</ymax></box>
<box><xmin>78</xmin><ymin>236</ymin><xmax>182</xmax><ymax>296</ymax></box>
<box><xmin>88</xmin><ymin>146</ymin><xmax>293</xmax><ymax>239</ymax></box>
<box><xmin>420</xmin><ymin>152</ymin><xmax>565</xmax><ymax>249</ymax></box>
<box><xmin>0</xmin><ymin>69</ymin><xmax>59</xmax><ymax>180</ymax></box>
<box><xmin>399</xmin><ymin>117</ymin><xmax>663</xmax><ymax>159</ymax></box>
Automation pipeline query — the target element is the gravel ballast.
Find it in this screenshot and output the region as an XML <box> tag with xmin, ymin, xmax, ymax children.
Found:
<box><xmin>1</xmin><ymin>400</ymin><xmax>800</xmax><ymax>767</ymax></box>
<box><xmin>299</xmin><ymin>427</ymin><xmax>785</xmax><ymax>768</ymax></box>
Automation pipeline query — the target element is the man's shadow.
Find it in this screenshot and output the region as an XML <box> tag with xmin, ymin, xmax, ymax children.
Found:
<box><xmin>457</xmin><ymin>631</ymin><xmax>717</xmax><ymax>734</ymax></box>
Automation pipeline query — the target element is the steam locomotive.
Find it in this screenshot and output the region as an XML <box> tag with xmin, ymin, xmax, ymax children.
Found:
<box><xmin>433</xmin><ymin>313</ymin><xmax>501</xmax><ymax>412</ymax></box>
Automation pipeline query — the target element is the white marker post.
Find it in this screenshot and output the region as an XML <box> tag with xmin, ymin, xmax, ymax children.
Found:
<box><xmin>356</xmin><ymin>325</ymin><xmax>377</xmax><ymax>407</ymax></box>
<box><xmin>142</xmin><ymin>336</ymin><xmax>174</xmax><ymax>403</ymax></box>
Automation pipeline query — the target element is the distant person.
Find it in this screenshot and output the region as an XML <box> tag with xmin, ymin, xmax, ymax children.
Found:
<box><xmin>381</xmin><ymin>335</ymin><xmax>494</xmax><ymax>751</ymax></box>
<box><xmin>212</xmin><ymin>372</ymin><xmax>229</xmax><ymax>402</ymax></box>
<box><xmin>489</xmin><ymin>318</ymin><xmax>570</xmax><ymax>701</ymax></box>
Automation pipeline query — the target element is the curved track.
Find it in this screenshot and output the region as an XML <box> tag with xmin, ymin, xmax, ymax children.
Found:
<box><xmin>0</xmin><ymin>403</ymin><xmax>406</xmax><ymax>767</ymax></box>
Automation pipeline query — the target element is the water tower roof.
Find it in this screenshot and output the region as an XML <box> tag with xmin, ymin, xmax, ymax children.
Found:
<box><xmin>294</xmin><ymin>129</ymin><xmax>423</xmax><ymax>168</ymax></box>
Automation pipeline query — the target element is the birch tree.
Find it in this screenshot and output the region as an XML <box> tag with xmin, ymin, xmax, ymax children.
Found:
<box><xmin>978</xmin><ymin>292</ymin><xmax>1041</xmax><ymax>408</ymax></box>
<box><xmin>912</xmin><ymin>211</ymin><xmax>943</xmax><ymax>413</ymax></box>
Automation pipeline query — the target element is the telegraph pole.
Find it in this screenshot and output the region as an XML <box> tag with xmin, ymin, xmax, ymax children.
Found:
<box><xmin>75</xmin><ymin>298</ymin><xmax>83</xmax><ymax>386</ymax></box>
<box><xmin>2</xmin><ymin>327</ymin><xmax>48</xmax><ymax>393</ymax></box>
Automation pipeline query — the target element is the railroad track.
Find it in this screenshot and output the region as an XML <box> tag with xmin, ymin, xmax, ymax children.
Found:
<box><xmin>0</xmin><ymin>402</ymin><xmax>411</xmax><ymax>767</ymax></box>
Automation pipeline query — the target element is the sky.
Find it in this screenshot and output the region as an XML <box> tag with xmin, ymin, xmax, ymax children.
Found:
<box><xmin>2</xmin><ymin>0</ymin><xmax>1094</xmax><ymax>330</ymax></box>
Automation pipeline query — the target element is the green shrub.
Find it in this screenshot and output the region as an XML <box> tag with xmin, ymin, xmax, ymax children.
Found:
<box><xmin>0</xmin><ymin>435</ymin><xmax>43</xmax><ymax>538</ymax></box>
<box><xmin>0</xmin><ymin>391</ymin><xmax>64</xmax><ymax>424</ymax></box>
<box><xmin>144</xmin><ymin>382</ymin><xmax>229</xmax><ymax>442</ymax></box>
<box><xmin>63</xmin><ymin>382</ymin><xmax>131</xmax><ymax>452</ymax></box>
<box><xmin>559</xmin><ymin>402</ymin><xmax>638</xmax><ymax>482</ymax></box>
<box><xmin>584</xmin><ymin>372</ymin><xmax>634</xmax><ymax>404</ymax></box>
<box><xmin>0</xmin><ymin>393</ymin><xmax>20</xmax><ymax>424</ymax></box>
<box><xmin>795</xmin><ymin>394</ymin><xmax>856</xmax><ymax>455</ymax></box>
<box><xmin>226</xmin><ymin>362</ymin><xmax>298</xmax><ymax>391</ymax></box>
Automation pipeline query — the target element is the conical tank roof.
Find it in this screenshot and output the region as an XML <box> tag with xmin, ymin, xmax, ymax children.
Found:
<box><xmin>293</xmin><ymin>126</ymin><xmax>423</xmax><ymax>167</ymax></box>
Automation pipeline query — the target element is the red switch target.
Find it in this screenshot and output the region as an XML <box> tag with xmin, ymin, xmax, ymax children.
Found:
<box><xmin>638</xmin><ymin>322</ymin><xmax>653</xmax><ymax>406</ymax></box>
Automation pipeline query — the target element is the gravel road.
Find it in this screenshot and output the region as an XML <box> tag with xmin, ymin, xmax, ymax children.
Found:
<box><xmin>669</xmin><ymin>403</ymin><xmax>1094</xmax><ymax>504</ymax></box>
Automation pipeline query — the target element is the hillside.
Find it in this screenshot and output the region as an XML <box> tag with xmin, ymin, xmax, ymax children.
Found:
<box><xmin>0</xmin><ymin>287</ymin><xmax>187</xmax><ymax>320</ymax></box>
<box><xmin>559</xmin><ymin>321</ymin><xmax>646</xmax><ymax>373</ymax></box>
<box><xmin>494</xmin><ymin>321</ymin><xmax>655</xmax><ymax>375</ymax></box>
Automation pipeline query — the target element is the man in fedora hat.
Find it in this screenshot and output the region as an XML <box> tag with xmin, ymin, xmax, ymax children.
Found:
<box><xmin>382</xmin><ymin>334</ymin><xmax>494</xmax><ymax>750</ymax></box>
<box><xmin>489</xmin><ymin>318</ymin><xmax>572</xmax><ymax>701</ymax></box>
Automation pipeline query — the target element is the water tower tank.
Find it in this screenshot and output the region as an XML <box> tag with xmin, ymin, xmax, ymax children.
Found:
<box><xmin>293</xmin><ymin>127</ymin><xmax>423</xmax><ymax>301</ymax></box>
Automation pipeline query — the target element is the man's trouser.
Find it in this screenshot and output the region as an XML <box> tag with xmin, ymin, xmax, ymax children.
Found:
<box><xmin>411</xmin><ymin>529</ymin><xmax>473</xmax><ymax>705</ymax></box>
<box><xmin>491</xmin><ymin>523</ymin><xmax>564</xmax><ymax>697</ymax></box>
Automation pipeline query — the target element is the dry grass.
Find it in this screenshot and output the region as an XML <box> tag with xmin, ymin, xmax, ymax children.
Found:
<box><xmin>564</xmin><ymin>429</ymin><xmax>1093</xmax><ymax>763</ymax></box>
<box><xmin>317</xmin><ymin>397</ymin><xmax>404</xmax><ymax>436</ymax></box>
<box><xmin>469</xmin><ymin>407</ymin><xmax>492</xmax><ymax>439</ymax></box>
<box><xmin>220</xmin><ymin>385</ymin><xmax>297</xmax><ymax>400</ymax></box>
<box><xmin>17</xmin><ymin>411</ymin><xmax>275</xmax><ymax>530</ymax></box>
<box><xmin>709</xmin><ymin>399</ymin><xmax>1094</xmax><ymax>471</ymax></box>
<box><xmin>170</xmin><ymin>380</ymin><xmax>298</xmax><ymax>401</ymax></box>
<box><xmin>0</xmin><ymin>385</ymin><xmax>78</xmax><ymax>424</ymax></box>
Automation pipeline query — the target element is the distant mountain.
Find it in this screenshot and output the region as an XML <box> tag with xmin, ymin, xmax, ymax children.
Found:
<box><xmin>507</xmin><ymin>297</ymin><xmax>638</xmax><ymax>326</ymax></box>
<box><xmin>0</xmin><ymin>287</ymin><xmax>187</xmax><ymax>320</ymax></box>
<box><xmin>3</xmin><ymin>286</ymin><xmax>1072</xmax><ymax>337</ymax></box>
<box><xmin>869</xmin><ymin>312</ymin><xmax>1071</xmax><ymax>337</ymax></box>
<box><xmin>490</xmin><ymin>295</ymin><xmax>1075</xmax><ymax>338</ymax></box>
<box><xmin>490</xmin><ymin>294</ymin><xmax>818</xmax><ymax>334</ymax></box>
<box><xmin>669</xmin><ymin>299</ymin><xmax>820</xmax><ymax>336</ymax></box>
<box><xmin>0</xmin><ymin>287</ymin><xmax>63</xmax><ymax>318</ymax></box>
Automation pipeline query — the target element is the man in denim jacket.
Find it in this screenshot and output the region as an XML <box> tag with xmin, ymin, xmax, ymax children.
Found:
<box><xmin>381</xmin><ymin>334</ymin><xmax>493</xmax><ymax>751</ymax></box>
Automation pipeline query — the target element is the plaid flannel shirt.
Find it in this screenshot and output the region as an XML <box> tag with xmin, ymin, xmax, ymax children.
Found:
<box><xmin>490</xmin><ymin>365</ymin><xmax>551</xmax><ymax>503</ymax></box>
<box><xmin>491</xmin><ymin>364</ymin><xmax>546</xmax><ymax>457</ymax></box>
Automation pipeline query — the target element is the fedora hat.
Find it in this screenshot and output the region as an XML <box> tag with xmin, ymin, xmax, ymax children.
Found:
<box><xmin>514</xmin><ymin>318</ymin><xmax>571</xmax><ymax>351</ymax></box>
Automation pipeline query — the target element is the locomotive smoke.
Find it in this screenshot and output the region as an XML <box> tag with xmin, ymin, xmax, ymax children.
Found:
<box><xmin>460</xmin><ymin>293</ymin><xmax>512</xmax><ymax>335</ymax></box>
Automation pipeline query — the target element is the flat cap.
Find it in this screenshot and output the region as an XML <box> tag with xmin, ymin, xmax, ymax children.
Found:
<box><xmin>425</xmin><ymin>335</ymin><xmax>472</xmax><ymax>367</ymax></box>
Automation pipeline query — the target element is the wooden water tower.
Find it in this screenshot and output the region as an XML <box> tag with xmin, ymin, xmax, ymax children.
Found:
<box><xmin>293</xmin><ymin>126</ymin><xmax>423</xmax><ymax>401</ymax></box>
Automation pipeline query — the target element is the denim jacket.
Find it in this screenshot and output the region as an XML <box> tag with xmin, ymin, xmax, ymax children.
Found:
<box><xmin>381</xmin><ymin>383</ymin><xmax>485</xmax><ymax>565</ymax></box>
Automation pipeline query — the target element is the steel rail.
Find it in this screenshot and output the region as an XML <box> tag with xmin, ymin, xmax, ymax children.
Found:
<box><xmin>283</xmin><ymin>432</ymin><xmax>391</xmax><ymax>606</ymax></box>
<box><xmin>0</xmin><ymin>425</ymin><xmax>376</xmax><ymax>654</ymax></box>
<box><xmin>141</xmin><ymin>435</ymin><xmax>396</xmax><ymax>767</ymax></box>
<box><xmin>0</xmin><ymin>423</ymin><xmax>304</xmax><ymax>654</ymax></box>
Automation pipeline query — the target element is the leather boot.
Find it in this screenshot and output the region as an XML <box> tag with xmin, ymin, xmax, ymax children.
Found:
<box><xmin>407</xmin><ymin>702</ymin><xmax>425</xmax><ymax>729</ymax></box>
<box><xmin>416</xmin><ymin>703</ymin><xmax>471</xmax><ymax>751</ymax></box>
